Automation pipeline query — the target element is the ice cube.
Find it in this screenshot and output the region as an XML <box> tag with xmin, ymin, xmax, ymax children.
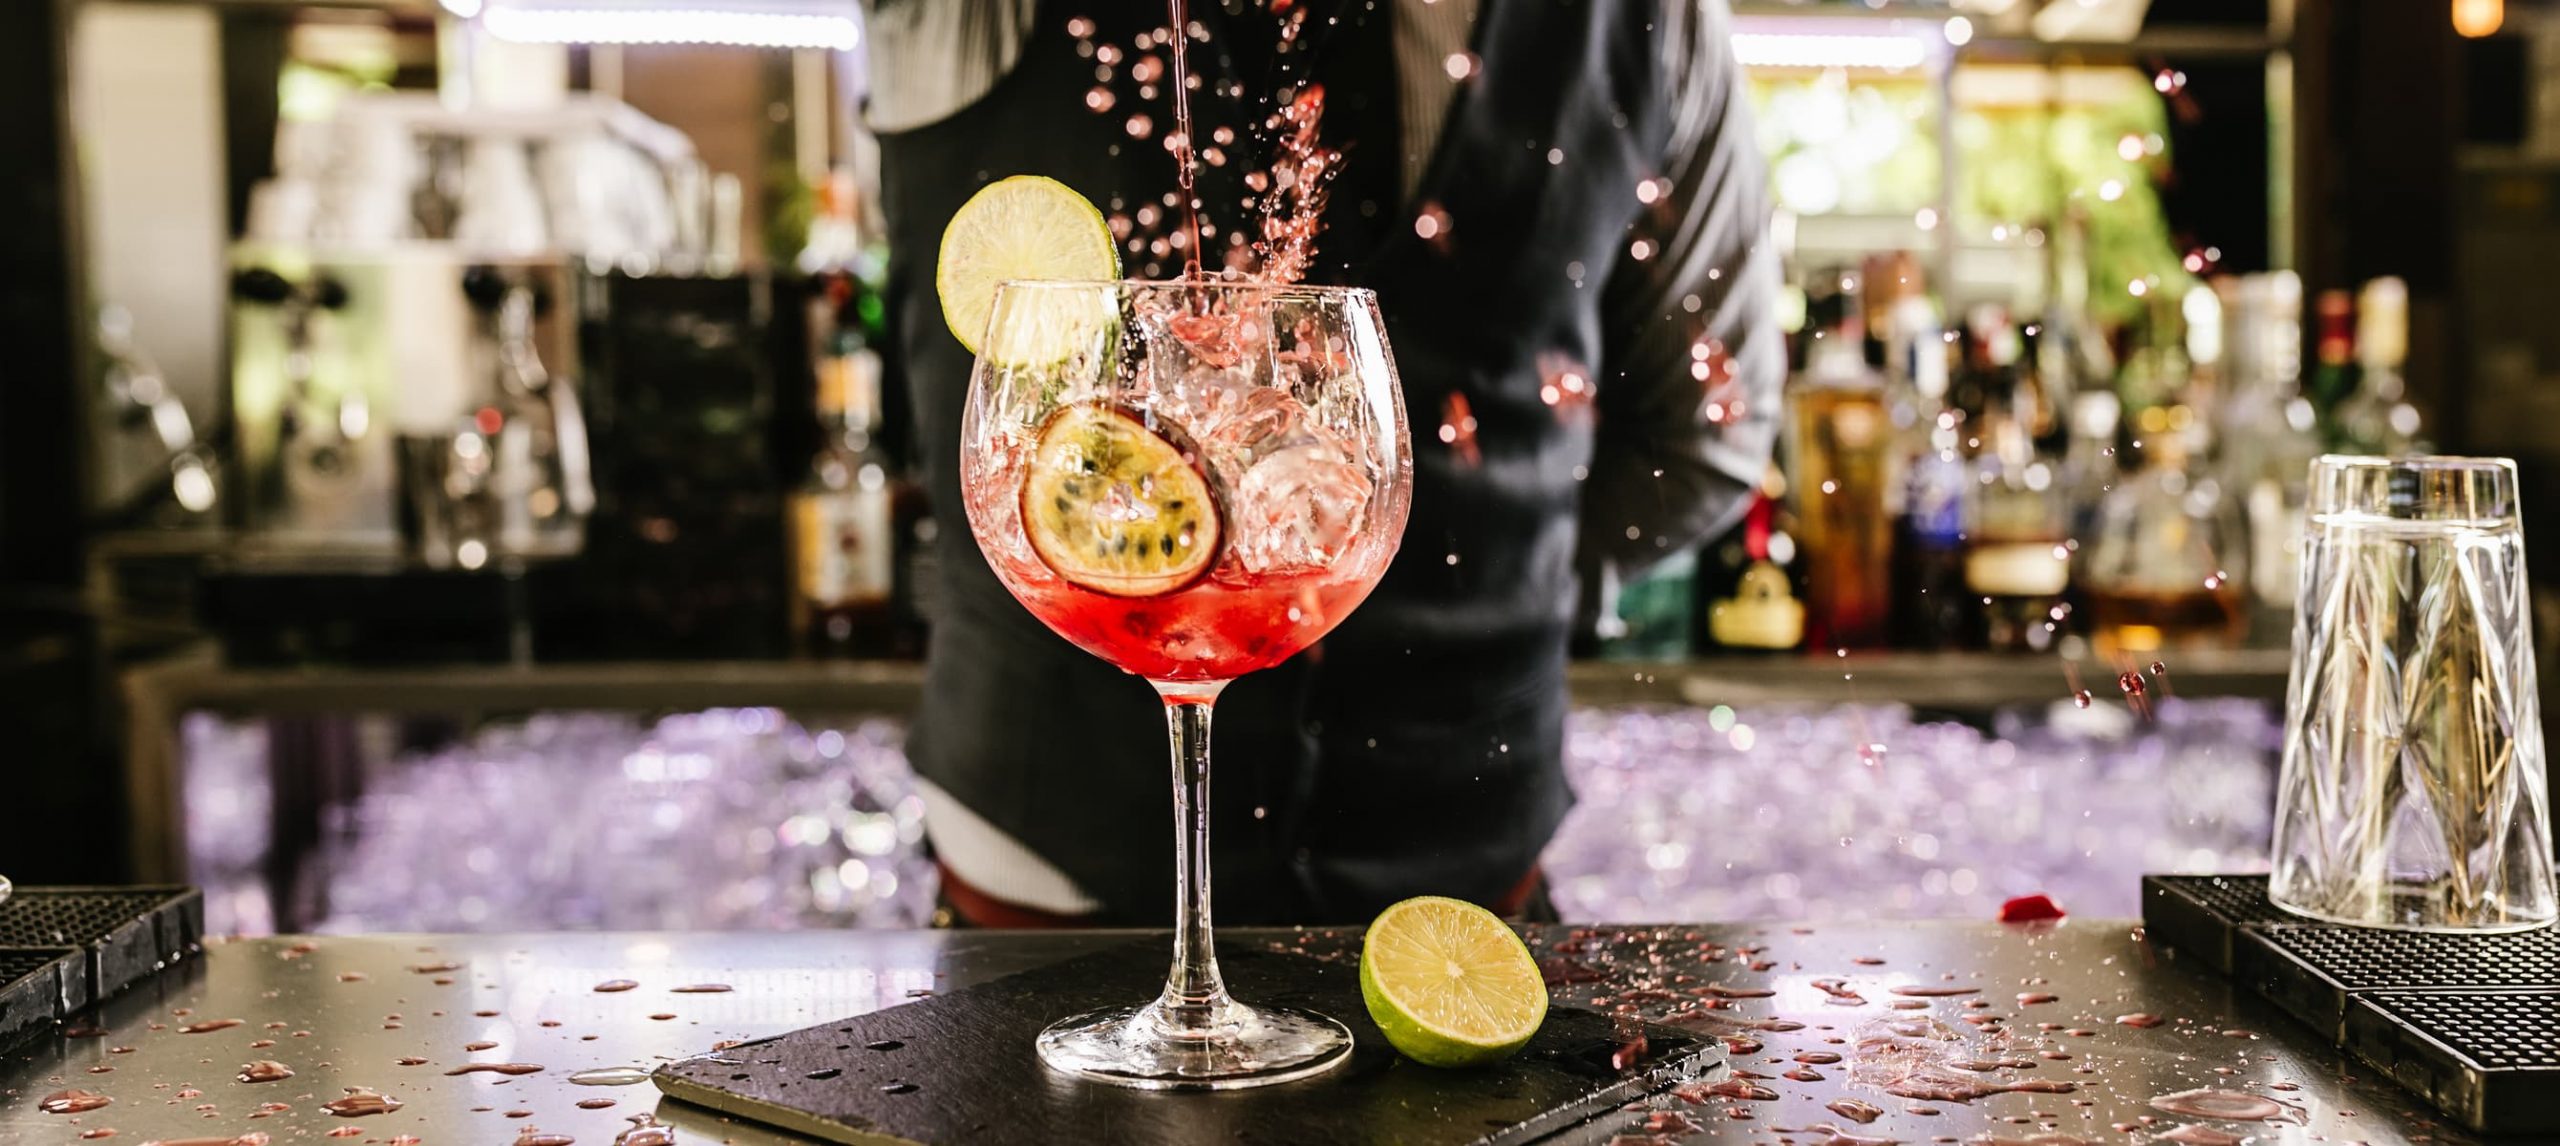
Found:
<box><xmin>1137</xmin><ymin>298</ymin><xmax>1273</xmax><ymax>436</ymax></box>
<box><xmin>1201</xmin><ymin>387</ymin><xmax>1320</xmax><ymax>474</ymax></box>
<box><xmin>1229</xmin><ymin>440</ymin><xmax>1371</xmax><ymax>573</ymax></box>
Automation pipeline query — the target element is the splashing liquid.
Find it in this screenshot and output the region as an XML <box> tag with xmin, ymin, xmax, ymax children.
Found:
<box><xmin>1166</xmin><ymin>0</ymin><xmax>1202</xmax><ymax>280</ymax></box>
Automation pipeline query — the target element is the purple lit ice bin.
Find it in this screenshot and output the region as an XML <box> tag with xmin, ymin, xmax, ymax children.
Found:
<box><xmin>181</xmin><ymin>698</ymin><xmax>2277</xmax><ymax>933</ymax></box>
<box><xmin>184</xmin><ymin>709</ymin><xmax>935</xmax><ymax>934</ymax></box>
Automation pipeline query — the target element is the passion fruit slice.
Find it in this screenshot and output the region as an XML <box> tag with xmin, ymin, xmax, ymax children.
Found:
<box><xmin>1021</xmin><ymin>403</ymin><xmax>1222</xmax><ymax>597</ymax></box>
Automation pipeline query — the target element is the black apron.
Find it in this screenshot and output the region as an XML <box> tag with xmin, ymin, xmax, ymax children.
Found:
<box><xmin>878</xmin><ymin>0</ymin><xmax>1672</xmax><ymax>924</ymax></box>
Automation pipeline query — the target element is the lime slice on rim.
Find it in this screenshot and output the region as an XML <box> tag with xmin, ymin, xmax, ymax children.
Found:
<box><xmin>1021</xmin><ymin>403</ymin><xmax>1222</xmax><ymax>597</ymax></box>
<box><xmin>936</xmin><ymin>175</ymin><xmax>1119</xmax><ymax>360</ymax></box>
<box><xmin>1360</xmin><ymin>896</ymin><xmax>1549</xmax><ymax>1068</ymax></box>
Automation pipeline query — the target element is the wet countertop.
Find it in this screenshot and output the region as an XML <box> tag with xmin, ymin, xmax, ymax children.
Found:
<box><xmin>0</xmin><ymin>923</ymin><xmax>2464</xmax><ymax>1144</ymax></box>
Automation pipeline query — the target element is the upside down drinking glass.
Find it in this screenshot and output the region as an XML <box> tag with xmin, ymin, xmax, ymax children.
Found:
<box><xmin>2269</xmin><ymin>456</ymin><xmax>2556</xmax><ymax>932</ymax></box>
<box><xmin>958</xmin><ymin>280</ymin><xmax>1412</xmax><ymax>1088</ymax></box>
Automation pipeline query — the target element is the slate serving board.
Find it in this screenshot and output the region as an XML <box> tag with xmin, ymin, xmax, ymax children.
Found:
<box><xmin>655</xmin><ymin>941</ymin><xmax>1719</xmax><ymax>1145</ymax></box>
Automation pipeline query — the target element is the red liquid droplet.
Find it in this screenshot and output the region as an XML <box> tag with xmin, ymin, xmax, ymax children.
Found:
<box><xmin>616</xmin><ymin>1113</ymin><xmax>677</xmax><ymax>1146</ymax></box>
<box><xmin>669</xmin><ymin>983</ymin><xmax>733</xmax><ymax>994</ymax></box>
<box><xmin>446</xmin><ymin>1063</ymin><xmax>546</xmax><ymax>1076</ymax></box>
<box><xmin>236</xmin><ymin>1060</ymin><xmax>294</xmax><ymax>1084</ymax></box>
<box><xmin>592</xmin><ymin>980</ymin><xmax>638</xmax><ymax>993</ymax></box>
<box><xmin>2150</xmin><ymin>1086</ymin><xmax>2298</xmax><ymax>1121</ymax></box>
<box><xmin>1825</xmin><ymin>1098</ymin><xmax>1885</xmax><ymax>1124</ymax></box>
<box><xmin>40</xmin><ymin>1089</ymin><xmax>112</xmax><ymax>1114</ymax></box>
<box><xmin>2072</xmin><ymin>689</ymin><xmax>2093</xmax><ymax>708</ymax></box>
<box><xmin>1998</xmin><ymin>894</ymin><xmax>2067</xmax><ymax>923</ymax></box>
<box><xmin>2159</xmin><ymin>1126</ymin><xmax>2245</xmax><ymax>1146</ymax></box>
<box><xmin>1675</xmin><ymin>1079</ymin><xmax>1777</xmax><ymax>1103</ymax></box>
<box><xmin>177</xmin><ymin>1019</ymin><xmax>243</xmax><ymax>1034</ymax></box>
<box><xmin>320</xmin><ymin>1090</ymin><xmax>403</xmax><ymax>1117</ymax></box>
<box><xmin>2118</xmin><ymin>671</ymin><xmax>2146</xmax><ymax>696</ymax></box>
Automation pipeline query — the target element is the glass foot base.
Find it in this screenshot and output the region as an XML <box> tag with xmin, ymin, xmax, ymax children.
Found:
<box><xmin>1035</xmin><ymin>999</ymin><xmax>1353</xmax><ymax>1091</ymax></box>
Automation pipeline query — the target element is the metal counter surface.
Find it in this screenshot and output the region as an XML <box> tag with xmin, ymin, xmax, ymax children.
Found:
<box><xmin>0</xmin><ymin>923</ymin><xmax>2455</xmax><ymax>1144</ymax></box>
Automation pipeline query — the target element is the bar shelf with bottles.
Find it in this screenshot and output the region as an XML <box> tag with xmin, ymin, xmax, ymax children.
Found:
<box><xmin>1643</xmin><ymin>251</ymin><xmax>2422</xmax><ymax>672</ymax></box>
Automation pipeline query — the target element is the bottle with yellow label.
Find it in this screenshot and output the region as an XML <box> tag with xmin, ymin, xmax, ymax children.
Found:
<box><xmin>1963</xmin><ymin>332</ymin><xmax>2071</xmax><ymax>654</ymax></box>
<box><xmin>1788</xmin><ymin>285</ymin><xmax>1894</xmax><ymax>650</ymax></box>
<box><xmin>1697</xmin><ymin>468</ymin><xmax>1806</xmax><ymax>654</ymax></box>
<box><xmin>2082</xmin><ymin>404</ymin><xmax>2248</xmax><ymax>655</ymax></box>
<box><xmin>789</xmin><ymin>295</ymin><xmax>923</xmax><ymax>659</ymax></box>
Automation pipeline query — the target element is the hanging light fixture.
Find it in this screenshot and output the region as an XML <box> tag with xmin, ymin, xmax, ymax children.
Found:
<box><xmin>2453</xmin><ymin>0</ymin><xmax>2504</xmax><ymax>39</ymax></box>
<box><xmin>472</xmin><ymin>0</ymin><xmax>861</xmax><ymax>51</ymax></box>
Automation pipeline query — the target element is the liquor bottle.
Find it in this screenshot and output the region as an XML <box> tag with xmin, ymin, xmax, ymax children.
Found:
<box><xmin>789</xmin><ymin>305</ymin><xmax>924</xmax><ymax>658</ymax></box>
<box><xmin>1697</xmin><ymin>467</ymin><xmax>1805</xmax><ymax>654</ymax></box>
<box><xmin>1963</xmin><ymin>341</ymin><xmax>2070</xmax><ymax>654</ymax></box>
<box><xmin>2061</xmin><ymin>389</ymin><xmax>2121</xmax><ymax>542</ymax></box>
<box><xmin>2332</xmin><ymin>276</ymin><xmax>2421</xmax><ymax>454</ymax></box>
<box><xmin>1786</xmin><ymin>284</ymin><xmax>1895</xmax><ymax>649</ymax></box>
<box><xmin>2082</xmin><ymin>405</ymin><xmax>2248</xmax><ymax>654</ymax></box>
<box><xmin>2307</xmin><ymin>288</ymin><xmax>2360</xmax><ymax>447</ymax></box>
<box><xmin>2214</xmin><ymin>271</ymin><xmax>2320</xmax><ymax>610</ymax></box>
<box><xmin>1890</xmin><ymin>405</ymin><xmax>1973</xmax><ymax>649</ymax></box>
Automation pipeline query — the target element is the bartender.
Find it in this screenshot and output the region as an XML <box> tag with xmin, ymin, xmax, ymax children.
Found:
<box><xmin>863</xmin><ymin>0</ymin><xmax>1782</xmax><ymax>926</ymax></box>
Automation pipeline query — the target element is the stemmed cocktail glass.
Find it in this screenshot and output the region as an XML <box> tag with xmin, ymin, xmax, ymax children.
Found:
<box><xmin>958</xmin><ymin>279</ymin><xmax>1411</xmax><ymax>1089</ymax></box>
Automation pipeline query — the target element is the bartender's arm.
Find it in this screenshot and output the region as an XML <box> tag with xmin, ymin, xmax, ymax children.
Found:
<box><xmin>1577</xmin><ymin>0</ymin><xmax>1783</xmax><ymax>628</ymax></box>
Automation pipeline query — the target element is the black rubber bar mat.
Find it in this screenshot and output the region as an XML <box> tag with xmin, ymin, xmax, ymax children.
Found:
<box><xmin>0</xmin><ymin>885</ymin><xmax>203</xmax><ymax>1006</ymax></box>
<box><xmin>0</xmin><ymin>947</ymin><xmax>88</xmax><ymax>1047</ymax></box>
<box><xmin>2140</xmin><ymin>872</ymin><xmax>2292</xmax><ymax>975</ymax></box>
<box><xmin>2142</xmin><ymin>873</ymin><xmax>2560</xmax><ymax>1135</ymax></box>
<box><xmin>2345</xmin><ymin>989</ymin><xmax>2560</xmax><ymax>1136</ymax></box>
<box><xmin>656</xmin><ymin>942</ymin><xmax>1719</xmax><ymax>1146</ymax></box>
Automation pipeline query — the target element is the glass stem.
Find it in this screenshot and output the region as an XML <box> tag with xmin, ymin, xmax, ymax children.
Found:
<box><xmin>1155</xmin><ymin>683</ymin><xmax>1230</xmax><ymax>1029</ymax></box>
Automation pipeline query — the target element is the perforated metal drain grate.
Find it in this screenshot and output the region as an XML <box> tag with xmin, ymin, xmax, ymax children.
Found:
<box><xmin>0</xmin><ymin>890</ymin><xmax>179</xmax><ymax>947</ymax></box>
<box><xmin>0</xmin><ymin>948</ymin><xmax>69</xmax><ymax>985</ymax></box>
<box><xmin>2363</xmin><ymin>992</ymin><xmax>2560</xmax><ymax>1070</ymax></box>
<box><xmin>2148</xmin><ymin>873</ymin><xmax>2288</xmax><ymax>924</ymax></box>
<box><xmin>2260</xmin><ymin>925</ymin><xmax>2560</xmax><ymax>991</ymax></box>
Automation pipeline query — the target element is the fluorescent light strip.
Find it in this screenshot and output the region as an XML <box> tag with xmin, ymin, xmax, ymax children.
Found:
<box><xmin>480</xmin><ymin>7</ymin><xmax>860</xmax><ymax>50</ymax></box>
<box><xmin>1731</xmin><ymin>31</ymin><xmax>1930</xmax><ymax>71</ymax></box>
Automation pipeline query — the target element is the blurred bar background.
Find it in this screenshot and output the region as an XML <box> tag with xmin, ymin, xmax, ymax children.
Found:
<box><xmin>3</xmin><ymin>0</ymin><xmax>2553</xmax><ymax>931</ymax></box>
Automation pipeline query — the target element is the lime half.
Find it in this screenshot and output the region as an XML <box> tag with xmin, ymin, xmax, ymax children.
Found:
<box><xmin>1360</xmin><ymin>896</ymin><xmax>1549</xmax><ymax>1068</ymax></box>
<box><xmin>936</xmin><ymin>175</ymin><xmax>1118</xmax><ymax>360</ymax></box>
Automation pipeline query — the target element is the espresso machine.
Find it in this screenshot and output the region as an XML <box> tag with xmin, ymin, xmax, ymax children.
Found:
<box><xmin>211</xmin><ymin>91</ymin><xmax>746</xmax><ymax>663</ymax></box>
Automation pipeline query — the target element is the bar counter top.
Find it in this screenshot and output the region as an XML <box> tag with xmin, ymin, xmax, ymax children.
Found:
<box><xmin>1</xmin><ymin>922</ymin><xmax>2460</xmax><ymax>1144</ymax></box>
